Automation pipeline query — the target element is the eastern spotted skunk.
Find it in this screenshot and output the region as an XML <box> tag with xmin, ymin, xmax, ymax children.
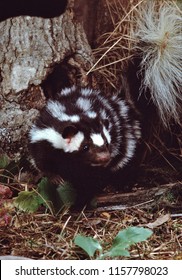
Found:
<box><xmin>29</xmin><ymin>2</ymin><xmax>182</xmax><ymax>207</ymax></box>
<box><xmin>29</xmin><ymin>86</ymin><xmax>141</xmax><ymax>206</ymax></box>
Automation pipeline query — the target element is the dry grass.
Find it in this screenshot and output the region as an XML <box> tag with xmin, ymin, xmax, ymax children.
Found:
<box><xmin>0</xmin><ymin>164</ymin><xmax>181</xmax><ymax>260</ymax></box>
<box><xmin>0</xmin><ymin>203</ymin><xmax>181</xmax><ymax>260</ymax></box>
<box><xmin>87</xmin><ymin>0</ymin><xmax>142</xmax><ymax>92</ymax></box>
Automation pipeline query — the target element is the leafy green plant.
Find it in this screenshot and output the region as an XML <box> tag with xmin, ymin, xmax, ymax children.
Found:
<box><xmin>74</xmin><ymin>227</ymin><xmax>153</xmax><ymax>259</ymax></box>
<box><xmin>0</xmin><ymin>154</ymin><xmax>10</xmax><ymax>169</ymax></box>
<box><xmin>0</xmin><ymin>154</ymin><xmax>21</xmax><ymax>184</ymax></box>
<box><xmin>14</xmin><ymin>190</ymin><xmax>42</xmax><ymax>213</ymax></box>
<box><xmin>14</xmin><ymin>177</ymin><xmax>76</xmax><ymax>214</ymax></box>
<box><xmin>74</xmin><ymin>235</ymin><xmax>102</xmax><ymax>257</ymax></box>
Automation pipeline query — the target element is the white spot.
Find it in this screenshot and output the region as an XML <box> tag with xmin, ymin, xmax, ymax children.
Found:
<box><xmin>46</xmin><ymin>100</ymin><xmax>80</xmax><ymax>123</ymax></box>
<box><xmin>103</xmin><ymin>126</ymin><xmax>111</xmax><ymax>144</ymax></box>
<box><xmin>91</xmin><ymin>133</ymin><xmax>104</xmax><ymax>147</ymax></box>
<box><xmin>86</xmin><ymin>111</ymin><xmax>97</xmax><ymax>119</ymax></box>
<box><xmin>111</xmin><ymin>95</ymin><xmax>118</xmax><ymax>101</ymax></box>
<box><xmin>101</xmin><ymin>110</ymin><xmax>107</xmax><ymax>119</ymax></box>
<box><xmin>29</xmin><ymin>126</ymin><xmax>84</xmax><ymax>152</ymax></box>
<box><xmin>76</xmin><ymin>97</ymin><xmax>92</xmax><ymax>111</ymax></box>
<box><xmin>29</xmin><ymin>157</ymin><xmax>37</xmax><ymax>169</ymax></box>
<box><xmin>60</xmin><ymin>86</ymin><xmax>76</xmax><ymax>96</ymax></box>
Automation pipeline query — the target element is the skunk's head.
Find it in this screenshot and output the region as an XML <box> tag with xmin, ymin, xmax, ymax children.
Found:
<box><xmin>29</xmin><ymin>108</ymin><xmax>112</xmax><ymax>168</ymax></box>
<box><xmin>29</xmin><ymin>123</ymin><xmax>111</xmax><ymax>168</ymax></box>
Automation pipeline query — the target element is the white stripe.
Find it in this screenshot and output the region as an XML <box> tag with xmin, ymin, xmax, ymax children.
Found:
<box><xmin>98</xmin><ymin>95</ymin><xmax>121</xmax><ymax>135</ymax></box>
<box><xmin>29</xmin><ymin>126</ymin><xmax>84</xmax><ymax>152</ymax></box>
<box><xmin>112</xmin><ymin>132</ymin><xmax>137</xmax><ymax>171</ymax></box>
<box><xmin>60</xmin><ymin>114</ymin><xmax>80</xmax><ymax>123</ymax></box>
<box><xmin>47</xmin><ymin>100</ymin><xmax>65</xmax><ymax>114</ymax></box>
<box><xmin>46</xmin><ymin>101</ymin><xmax>80</xmax><ymax>123</ymax></box>
<box><xmin>81</xmin><ymin>88</ymin><xmax>96</xmax><ymax>96</ymax></box>
<box><xmin>60</xmin><ymin>86</ymin><xmax>76</xmax><ymax>96</ymax></box>
<box><xmin>118</xmin><ymin>100</ymin><xmax>129</xmax><ymax>119</ymax></box>
<box><xmin>30</xmin><ymin>127</ymin><xmax>63</xmax><ymax>149</ymax></box>
<box><xmin>91</xmin><ymin>133</ymin><xmax>104</xmax><ymax>147</ymax></box>
<box><xmin>103</xmin><ymin>126</ymin><xmax>111</xmax><ymax>144</ymax></box>
<box><xmin>101</xmin><ymin>110</ymin><xmax>107</xmax><ymax>119</ymax></box>
<box><xmin>133</xmin><ymin>120</ymin><xmax>141</xmax><ymax>139</ymax></box>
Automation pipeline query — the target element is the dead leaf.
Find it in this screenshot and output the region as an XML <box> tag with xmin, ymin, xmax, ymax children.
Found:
<box><xmin>0</xmin><ymin>208</ymin><xmax>12</xmax><ymax>226</ymax></box>
<box><xmin>100</xmin><ymin>212</ymin><xmax>111</xmax><ymax>219</ymax></box>
<box><xmin>143</xmin><ymin>214</ymin><xmax>170</xmax><ymax>229</ymax></box>
<box><xmin>0</xmin><ymin>184</ymin><xmax>13</xmax><ymax>199</ymax></box>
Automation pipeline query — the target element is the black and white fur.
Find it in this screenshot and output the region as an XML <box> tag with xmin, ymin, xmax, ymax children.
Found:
<box><xmin>29</xmin><ymin>86</ymin><xmax>141</xmax><ymax>206</ymax></box>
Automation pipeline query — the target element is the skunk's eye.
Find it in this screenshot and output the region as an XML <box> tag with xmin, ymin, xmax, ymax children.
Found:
<box><xmin>82</xmin><ymin>144</ymin><xmax>90</xmax><ymax>152</ymax></box>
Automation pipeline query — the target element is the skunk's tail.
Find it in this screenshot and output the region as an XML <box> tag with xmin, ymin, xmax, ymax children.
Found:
<box><xmin>131</xmin><ymin>1</ymin><xmax>182</xmax><ymax>127</ymax></box>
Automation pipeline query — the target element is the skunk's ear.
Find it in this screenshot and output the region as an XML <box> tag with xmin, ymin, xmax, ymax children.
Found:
<box><xmin>62</xmin><ymin>125</ymin><xmax>78</xmax><ymax>140</ymax></box>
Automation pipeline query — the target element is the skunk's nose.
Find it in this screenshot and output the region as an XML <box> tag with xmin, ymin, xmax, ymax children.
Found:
<box><xmin>91</xmin><ymin>151</ymin><xmax>111</xmax><ymax>167</ymax></box>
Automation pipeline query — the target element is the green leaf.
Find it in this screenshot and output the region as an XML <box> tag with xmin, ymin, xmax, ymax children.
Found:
<box><xmin>38</xmin><ymin>177</ymin><xmax>76</xmax><ymax>213</ymax></box>
<box><xmin>14</xmin><ymin>191</ymin><xmax>41</xmax><ymax>213</ymax></box>
<box><xmin>74</xmin><ymin>235</ymin><xmax>102</xmax><ymax>257</ymax></box>
<box><xmin>103</xmin><ymin>227</ymin><xmax>153</xmax><ymax>258</ymax></box>
<box><xmin>37</xmin><ymin>177</ymin><xmax>54</xmax><ymax>203</ymax></box>
<box><xmin>102</xmin><ymin>249</ymin><xmax>130</xmax><ymax>258</ymax></box>
<box><xmin>114</xmin><ymin>226</ymin><xmax>152</xmax><ymax>245</ymax></box>
<box><xmin>37</xmin><ymin>177</ymin><xmax>62</xmax><ymax>214</ymax></box>
<box><xmin>0</xmin><ymin>154</ymin><xmax>10</xmax><ymax>169</ymax></box>
<box><xmin>56</xmin><ymin>182</ymin><xmax>76</xmax><ymax>206</ymax></box>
